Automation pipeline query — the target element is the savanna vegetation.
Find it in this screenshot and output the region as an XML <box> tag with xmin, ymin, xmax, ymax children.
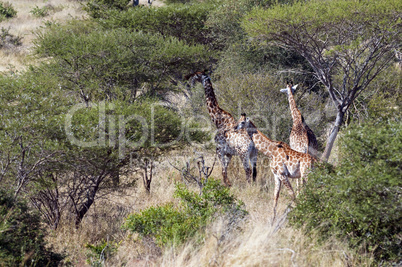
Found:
<box><xmin>0</xmin><ymin>0</ymin><xmax>400</xmax><ymax>265</ymax></box>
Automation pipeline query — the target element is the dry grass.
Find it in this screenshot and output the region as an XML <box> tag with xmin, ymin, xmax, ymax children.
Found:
<box><xmin>45</xmin><ymin>151</ymin><xmax>371</xmax><ymax>266</ymax></box>
<box><xmin>0</xmin><ymin>0</ymin><xmax>86</xmax><ymax>72</ymax></box>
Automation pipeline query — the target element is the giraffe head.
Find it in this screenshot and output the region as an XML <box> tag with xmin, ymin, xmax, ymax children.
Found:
<box><xmin>185</xmin><ymin>70</ymin><xmax>209</xmax><ymax>86</ymax></box>
<box><xmin>280</xmin><ymin>82</ymin><xmax>298</xmax><ymax>95</ymax></box>
<box><xmin>236</xmin><ymin>113</ymin><xmax>257</xmax><ymax>135</ymax></box>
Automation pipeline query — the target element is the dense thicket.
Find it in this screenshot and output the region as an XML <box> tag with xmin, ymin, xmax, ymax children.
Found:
<box><xmin>290</xmin><ymin>116</ymin><xmax>402</xmax><ymax>263</ymax></box>
<box><xmin>0</xmin><ymin>189</ymin><xmax>63</xmax><ymax>265</ymax></box>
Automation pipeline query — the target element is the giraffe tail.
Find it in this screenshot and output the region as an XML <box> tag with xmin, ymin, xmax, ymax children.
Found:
<box><xmin>252</xmin><ymin>161</ymin><xmax>257</xmax><ymax>182</ymax></box>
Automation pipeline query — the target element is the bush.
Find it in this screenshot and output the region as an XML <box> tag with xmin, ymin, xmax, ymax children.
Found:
<box><xmin>0</xmin><ymin>27</ymin><xmax>22</xmax><ymax>49</ymax></box>
<box><xmin>30</xmin><ymin>5</ymin><xmax>49</xmax><ymax>18</ymax></box>
<box><xmin>85</xmin><ymin>239</ymin><xmax>119</xmax><ymax>266</ymax></box>
<box><xmin>289</xmin><ymin>118</ymin><xmax>402</xmax><ymax>263</ymax></box>
<box><xmin>124</xmin><ymin>179</ymin><xmax>247</xmax><ymax>246</ymax></box>
<box><xmin>84</xmin><ymin>0</ymin><xmax>130</xmax><ymax>18</ymax></box>
<box><xmin>0</xmin><ymin>189</ymin><xmax>63</xmax><ymax>266</ymax></box>
<box><xmin>0</xmin><ymin>1</ymin><xmax>17</xmax><ymax>21</ymax></box>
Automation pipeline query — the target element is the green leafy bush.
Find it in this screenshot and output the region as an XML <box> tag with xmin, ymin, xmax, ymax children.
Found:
<box><xmin>85</xmin><ymin>239</ymin><xmax>119</xmax><ymax>266</ymax></box>
<box><xmin>0</xmin><ymin>189</ymin><xmax>63</xmax><ymax>266</ymax></box>
<box><xmin>30</xmin><ymin>5</ymin><xmax>49</xmax><ymax>18</ymax></box>
<box><xmin>0</xmin><ymin>1</ymin><xmax>17</xmax><ymax>21</ymax></box>
<box><xmin>0</xmin><ymin>27</ymin><xmax>22</xmax><ymax>49</ymax></box>
<box><xmin>124</xmin><ymin>179</ymin><xmax>247</xmax><ymax>246</ymax></box>
<box><xmin>290</xmin><ymin>118</ymin><xmax>402</xmax><ymax>263</ymax></box>
<box><xmin>84</xmin><ymin>0</ymin><xmax>130</xmax><ymax>18</ymax></box>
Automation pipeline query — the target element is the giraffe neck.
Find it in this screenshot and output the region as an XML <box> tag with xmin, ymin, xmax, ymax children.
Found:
<box><xmin>201</xmin><ymin>74</ymin><xmax>234</xmax><ymax>129</ymax></box>
<box><xmin>287</xmin><ymin>89</ymin><xmax>302</xmax><ymax>123</ymax></box>
<box><xmin>247</xmin><ymin>128</ymin><xmax>277</xmax><ymax>159</ymax></box>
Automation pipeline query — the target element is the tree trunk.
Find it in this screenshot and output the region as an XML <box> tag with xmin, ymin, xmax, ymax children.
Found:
<box><xmin>111</xmin><ymin>167</ymin><xmax>120</xmax><ymax>187</ymax></box>
<box><xmin>75</xmin><ymin>185</ymin><xmax>98</xmax><ymax>228</ymax></box>
<box><xmin>143</xmin><ymin>160</ymin><xmax>152</xmax><ymax>194</ymax></box>
<box><xmin>321</xmin><ymin>110</ymin><xmax>345</xmax><ymax>162</ymax></box>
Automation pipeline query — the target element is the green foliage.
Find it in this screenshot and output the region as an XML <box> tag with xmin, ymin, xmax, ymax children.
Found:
<box><xmin>163</xmin><ymin>0</ymin><xmax>193</xmax><ymax>5</ymax></box>
<box><xmin>98</xmin><ymin>4</ymin><xmax>215</xmax><ymax>46</ymax></box>
<box><xmin>290</xmin><ymin>118</ymin><xmax>402</xmax><ymax>263</ymax></box>
<box><xmin>124</xmin><ymin>179</ymin><xmax>247</xmax><ymax>246</ymax></box>
<box><xmin>0</xmin><ymin>189</ymin><xmax>62</xmax><ymax>266</ymax></box>
<box><xmin>349</xmin><ymin>66</ymin><xmax>402</xmax><ymax>123</ymax></box>
<box><xmin>84</xmin><ymin>0</ymin><xmax>130</xmax><ymax>18</ymax></box>
<box><xmin>85</xmin><ymin>240</ymin><xmax>119</xmax><ymax>266</ymax></box>
<box><xmin>30</xmin><ymin>5</ymin><xmax>49</xmax><ymax>18</ymax></box>
<box><xmin>0</xmin><ymin>70</ymin><xmax>69</xmax><ymax>193</ymax></box>
<box><xmin>34</xmin><ymin>20</ymin><xmax>210</xmax><ymax>101</ymax></box>
<box><xmin>205</xmin><ymin>0</ymin><xmax>283</xmax><ymax>50</ymax></box>
<box><xmin>0</xmin><ymin>1</ymin><xmax>17</xmax><ymax>21</ymax></box>
<box><xmin>243</xmin><ymin>0</ymin><xmax>402</xmax><ymax>38</ymax></box>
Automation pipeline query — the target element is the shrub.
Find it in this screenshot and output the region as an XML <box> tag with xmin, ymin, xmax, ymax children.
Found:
<box><xmin>0</xmin><ymin>27</ymin><xmax>22</xmax><ymax>49</ymax></box>
<box><xmin>0</xmin><ymin>189</ymin><xmax>63</xmax><ymax>266</ymax></box>
<box><xmin>289</xmin><ymin>118</ymin><xmax>402</xmax><ymax>263</ymax></box>
<box><xmin>84</xmin><ymin>0</ymin><xmax>131</xmax><ymax>18</ymax></box>
<box><xmin>124</xmin><ymin>179</ymin><xmax>247</xmax><ymax>246</ymax></box>
<box><xmin>0</xmin><ymin>1</ymin><xmax>17</xmax><ymax>21</ymax></box>
<box><xmin>30</xmin><ymin>5</ymin><xmax>49</xmax><ymax>18</ymax></box>
<box><xmin>85</xmin><ymin>239</ymin><xmax>119</xmax><ymax>266</ymax></box>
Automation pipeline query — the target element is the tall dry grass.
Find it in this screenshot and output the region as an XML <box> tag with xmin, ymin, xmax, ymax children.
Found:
<box><xmin>45</xmin><ymin>151</ymin><xmax>372</xmax><ymax>266</ymax></box>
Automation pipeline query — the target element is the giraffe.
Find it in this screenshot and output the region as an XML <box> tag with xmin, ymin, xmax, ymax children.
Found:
<box><xmin>236</xmin><ymin>113</ymin><xmax>315</xmax><ymax>220</ymax></box>
<box><xmin>280</xmin><ymin>82</ymin><xmax>318</xmax><ymax>192</ymax></box>
<box><xmin>280</xmin><ymin>82</ymin><xmax>318</xmax><ymax>157</ymax></box>
<box><xmin>185</xmin><ymin>71</ymin><xmax>257</xmax><ymax>186</ymax></box>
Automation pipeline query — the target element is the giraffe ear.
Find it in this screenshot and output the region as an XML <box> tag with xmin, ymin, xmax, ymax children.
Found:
<box><xmin>291</xmin><ymin>84</ymin><xmax>298</xmax><ymax>94</ymax></box>
<box><xmin>280</xmin><ymin>88</ymin><xmax>288</xmax><ymax>94</ymax></box>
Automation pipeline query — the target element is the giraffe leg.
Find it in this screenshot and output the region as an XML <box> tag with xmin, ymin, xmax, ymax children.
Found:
<box><xmin>299</xmin><ymin>163</ymin><xmax>310</xmax><ymax>189</ymax></box>
<box><xmin>217</xmin><ymin>147</ymin><xmax>232</xmax><ymax>187</ymax></box>
<box><xmin>280</xmin><ymin>174</ymin><xmax>295</xmax><ymax>200</ymax></box>
<box><xmin>240</xmin><ymin>154</ymin><xmax>252</xmax><ymax>183</ymax></box>
<box><xmin>295</xmin><ymin>178</ymin><xmax>300</xmax><ymax>195</ymax></box>
<box><xmin>273</xmin><ymin>174</ymin><xmax>295</xmax><ymax>221</ymax></box>
<box><xmin>273</xmin><ymin>174</ymin><xmax>282</xmax><ymax>221</ymax></box>
<box><xmin>251</xmin><ymin>148</ymin><xmax>258</xmax><ymax>182</ymax></box>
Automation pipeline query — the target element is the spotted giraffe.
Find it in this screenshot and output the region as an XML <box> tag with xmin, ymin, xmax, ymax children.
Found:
<box><xmin>280</xmin><ymin>82</ymin><xmax>318</xmax><ymax>157</ymax></box>
<box><xmin>185</xmin><ymin>71</ymin><xmax>257</xmax><ymax>186</ymax></box>
<box><xmin>236</xmin><ymin>114</ymin><xmax>315</xmax><ymax>220</ymax></box>
<box><xmin>280</xmin><ymin>82</ymin><xmax>318</xmax><ymax>192</ymax></box>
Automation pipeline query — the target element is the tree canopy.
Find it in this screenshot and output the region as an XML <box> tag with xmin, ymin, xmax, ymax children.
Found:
<box><xmin>243</xmin><ymin>0</ymin><xmax>402</xmax><ymax>160</ymax></box>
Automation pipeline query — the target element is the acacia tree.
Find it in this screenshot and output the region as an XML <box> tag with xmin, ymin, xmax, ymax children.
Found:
<box><xmin>0</xmin><ymin>21</ymin><xmax>211</xmax><ymax>229</ymax></box>
<box><xmin>243</xmin><ymin>0</ymin><xmax>402</xmax><ymax>160</ymax></box>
